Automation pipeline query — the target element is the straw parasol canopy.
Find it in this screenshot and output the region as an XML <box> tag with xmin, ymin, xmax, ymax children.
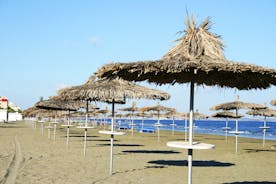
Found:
<box><xmin>97</xmin><ymin>109</ymin><xmax>111</xmax><ymax>114</ymax></box>
<box><xmin>119</xmin><ymin>102</ymin><xmax>140</xmax><ymax>136</ymax></box>
<box><xmin>246</xmin><ymin>108</ymin><xmax>276</xmax><ymax>147</ymax></box>
<box><xmin>95</xmin><ymin>16</ymin><xmax>276</xmax><ymax>184</ymax></box>
<box><xmin>246</xmin><ymin>108</ymin><xmax>276</xmax><ymax>117</ymax></box>
<box><xmin>211</xmin><ymin>111</ymin><xmax>243</xmax><ymax>119</ymax></box>
<box><xmin>96</xmin><ymin>18</ymin><xmax>276</xmax><ymax>90</ymax></box>
<box><xmin>35</xmin><ymin>98</ymin><xmax>88</xmax><ymax>111</ymax></box>
<box><xmin>270</xmin><ymin>100</ymin><xmax>276</xmax><ymax>106</ymax></box>
<box><xmin>182</xmin><ymin>111</ymin><xmax>208</xmax><ymax>119</ymax></box>
<box><xmin>210</xmin><ymin>99</ymin><xmax>266</xmax><ymax>153</ymax></box>
<box><xmin>57</xmin><ymin>77</ymin><xmax>170</xmax><ymax>103</ymax></box>
<box><xmin>210</xmin><ymin>101</ymin><xmax>266</xmax><ymax>112</ymax></box>
<box><xmin>211</xmin><ymin>110</ymin><xmax>244</xmax><ymax>143</ymax></box>
<box><xmin>140</xmin><ymin>104</ymin><xmax>174</xmax><ymax>114</ymax></box>
<box><xmin>23</xmin><ymin>106</ymin><xmax>39</xmax><ymax>117</ymax></box>
<box><xmin>140</xmin><ymin>103</ymin><xmax>174</xmax><ymax>141</ymax></box>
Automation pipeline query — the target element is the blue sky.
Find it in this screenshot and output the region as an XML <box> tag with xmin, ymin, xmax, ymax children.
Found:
<box><xmin>0</xmin><ymin>0</ymin><xmax>275</xmax><ymax>115</ymax></box>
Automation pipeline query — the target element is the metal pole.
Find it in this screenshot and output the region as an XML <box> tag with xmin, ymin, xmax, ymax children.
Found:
<box><xmin>226</xmin><ymin>118</ymin><xmax>228</xmax><ymax>143</ymax></box>
<box><xmin>263</xmin><ymin>116</ymin><xmax>267</xmax><ymax>147</ymax></box>
<box><xmin>84</xmin><ymin>101</ymin><xmax>89</xmax><ymax>158</ymax></box>
<box><xmin>157</xmin><ymin>111</ymin><xmax>160</xmax><ymax>141</ymax></box>
<box><xmin>67</xmin><ymin>126</ymin><xmax>70</xmax><ymax>147</ymax></box>
<box><xmin>84</xmin><ymin>128</ymin><xmax>87</xmax><ymax>158</ymax></box>
<box><xmin>235</xmin><ymin>119</ymin><xmax>238</xmax><ymax>154</ymax></box>
<box><xmin>188</xmin><ymin>80</ymin><xmax>194</xmax><ymax>184</ymax></box>
<box><xmin>54</xmin><ymin>124</ymin><xmax>57</xmax><ymax>141</ymax></box>
<box><xmin>184</xmin><ymin>115</ymin><xmax>187</xmax><ymax>141</ymax></box>
<box><xmin>67</xmin><ymin>110</ymin><xmax>70</xmax><ymax>147</ymax></box>
<box><xmin>110</xmin><ymin>100</ymin><xmax>115</xmax><ymax>175</ymax></box>
<box><xmin>172</xmin><ymin>116</ymin><xmax>175</xmax><ymax>136</ymax></box>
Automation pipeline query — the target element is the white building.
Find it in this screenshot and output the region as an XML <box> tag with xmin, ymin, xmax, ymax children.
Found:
<box><xmin>0</xmin><ymin>96</ymin><xmax>22</xmax><ymax>122</ymax></box>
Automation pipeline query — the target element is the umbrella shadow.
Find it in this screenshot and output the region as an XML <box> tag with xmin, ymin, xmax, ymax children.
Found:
<box><xmin>67</xmin><ymin>135</ymin><xmax>99</xmax><ymax>138</ymax></box>
<box><xmin>97</xmin><ymin>143</ymin><xmax>144</xmax><ymax>147</ymax></box>
<box><xmin>148</xmin><ymin>160</ymin><xmax>235</xmax><ymax>167</ymax></box>
<box><xmin>223</xmin><ymin>182</ymin><xmax>276</xmax><ymax>184</ymax></box>
<box><xmin>122</xmin><ymin>150</ymin><xmax>181</xmax><ymax>154</ymax></box>
<box><xmin>0</xmin><ymin>125</ymin><xmax>24</xmax><ymax>128</ymax></box>
<box><xmin>92</xmin><ymin>139</ymin><xmax>119</xmax><ymax>142</ymax></box>
<box><xmin>244</xmin><ymin>149</ymin><xmax>276</xmax><ymax>153</ymax></box>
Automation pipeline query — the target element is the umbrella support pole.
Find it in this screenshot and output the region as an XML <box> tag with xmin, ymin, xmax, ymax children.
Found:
<box><xmin>157</xmin><ymin>127</ymin><xmax>160</xmax><ymax>142</ymax></box>
<box><xmin>48</xmin><ymin>128</ymin><xmax>51</xmax><ymax>139</ymax></box>
<box><xmin>172</xmin><ymin>125</ymin><xmax>175</xmax><ymax>136</ymax></box>
<box><xmin>188</xmin><ymin>149</ymin><xmax>193</xmax><ymax>184</ymax></box>
<box><xmin>184</xmin><ymin>118</ymin><xmax>187</xmax><ymax>141</ymax></box>
<box><xmin>225</xmin><ymin>119</ymin><xmax>228</xmax><ymax>143</ymax></box>
<box><xmin>84</xmin><ymin>129</ymin><xmax>87</xmax><ymax>158</ymax></box>
<box><xmin>131</xmin><ymin>124</ymin><xmax>134</xmax><ymax>136</ymax></box>
<box><xmin>187</xmin><ymin>80</ymin><xmax>194</xmax><ymax>184</ymax></box>
<box><xmin>263</xmin><ymin>129</ymin><xmax>266</xmax><ymax>147</ymax></box>
<box><xmin>235</xmin><ymin>135</ymin><xmax>238</xmax><ymax>154</ymax></box>
<box><xmin>235</xmin><ymin>119</ymin><xmax>238</xmax><ymax>154</ymax></box>
<box><xmin>110</xmin><ymin>135</ymin><xmax>114</xmax><ymax>176</ymax></box>
<box><xmin>41</xmin><ymin>123</ymin><xmax>44</xmax><ymax>136</ymax></box>
<box><xmin>262</xmin><ymin>118</ymin><xmax>267</xmax><ymax>147</ymax></box>
<box><xmin>66</xmin><ymin>126</ymin><xmax>70</xmax><ymax>147</ymax></box>
<box><xmin>225</xmin><ymin>131</ymin><xmax>228</xmax><ymax>144</ymax></box>
<box><xmin>54</xmin><ymin>124</ymin><xmax>57</xmax><ymax>141</ymax></box>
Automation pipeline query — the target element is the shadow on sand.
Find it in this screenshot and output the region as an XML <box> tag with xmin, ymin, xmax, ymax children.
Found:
<box><xmin>122</xmin><ymin>150</ymin><xmax>181</xmax><ymax>154</ymax></box>
<box><xmin>97</xmin><ymin>143</ymin><xmax>144</xmax><ymax>147</ymax></box>
<box><xmin>244</xmin><ymin>148</ymin><xmax>276</xmax><ymax>153</ymax></box>
<box><xmin>148</xmin><ymin>160</ymin><xmax>235</xmax><ymax>167</ymax></box>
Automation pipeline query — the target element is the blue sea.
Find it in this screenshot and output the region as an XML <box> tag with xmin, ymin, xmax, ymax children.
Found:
<box><xmin>97</xmin><ymin>118</ymin><xmax>276</xmax><ymax>141</ymax></box>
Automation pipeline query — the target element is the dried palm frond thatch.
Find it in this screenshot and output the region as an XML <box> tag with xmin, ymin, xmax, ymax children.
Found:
<box><xmin>57</xmin><ymin>77</ymin><xmax>170</xmax><ymax>103</ymax></box>
<box><xmin>210</xmin><ymin>101</ymin><xmax>266</xmax><ymax>111</ymax></box>
<box><xmin>96</xmin><ymin>17</ymin><xmax>276</xmax><ymax>90</ymax></box>
<box><xmin>270</xmin><ymin>100</ymin><xmax>276</xmax><ymax>106</ymax></box>
<box><xmin>211</xmin><ymin>110</ymin><xmax>243</xmax><ymax>119</ymax></box>
<box><xmin>246</xmin><ymin>108</ymin><xmax>276</xmax><ymax>117</ymax></box>
<box><xmin>35</xmin><ymin>98</ymin><xmax>89</xmax><ymax>111</ymax></box>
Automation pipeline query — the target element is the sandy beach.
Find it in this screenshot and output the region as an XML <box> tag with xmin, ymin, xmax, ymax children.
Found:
<box><xmin>1</xmin><ymin>120</ymin><xmax>276</xmax><ymax>184</ymax></box>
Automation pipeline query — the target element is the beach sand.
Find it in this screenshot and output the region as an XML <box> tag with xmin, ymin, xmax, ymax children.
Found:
<box><xmin>1</xmin><ymin>120</ymin><xmax>276</xmax><ymax>184</ymax></box>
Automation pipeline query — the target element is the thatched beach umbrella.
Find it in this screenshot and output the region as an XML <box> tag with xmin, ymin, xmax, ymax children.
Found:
<box><xmin>270</xmin><ymin>100</ymin><xmax>276</xmax><ymax>106</ymax></box>
<box><xmin>97</xmin><ymin>108</ymin><xmax>111</xmax><ymax>130</ymax></box>
<box><xmin>95</xmin><ymin>16</ymin><xmax>276</xmax><ymax>184</ymax></box>
<box><xmin>35</xmin><ymin>98</ymin><xmax>86</xmax><ymax>144</ymax></box>
<box><xmin>56</xmin><ymin>77</ymin><xmax>102</xmax><ymax>158</ymax></box>
<box><xmin>140</xmin><ymin>103</ymin><xmax>174</xmax><ymax>141</ymax></box>
<box><xmin>58</xmin><ymin>76</ymin><xmax>170</xmax><ymax>175</ymax></box>
<box><xmin>210</xmin><ymin>99</ymin><xmax>265</xmax><ymax>153</ymax></box>
<box><xmin>182</xmin><ymin>110</ymin><xmax>208</xmax><ymax>138</ymax></box>
<box><xmin>23</xmin><ymin>106</ymin><xmax>39</xmax><ymax>128</ymax></box>
<box><xmin>246</xmin><ymin>108</ymin><xmax>276</xmax><ymax>147</ymax></box>
<box><xmin>211</xmin><ymin>111</ymin><xmax>243</xmax><ymax>143</ymax></box>
<box><xmin>119</xmin><ymin>102</ymin><xmax>139</xmax><ymax>136</ymax></box>
<box><xmin>163</xmin><ymin>108</ymin><xmax>179</xmax><ymax>136</ymax></box>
